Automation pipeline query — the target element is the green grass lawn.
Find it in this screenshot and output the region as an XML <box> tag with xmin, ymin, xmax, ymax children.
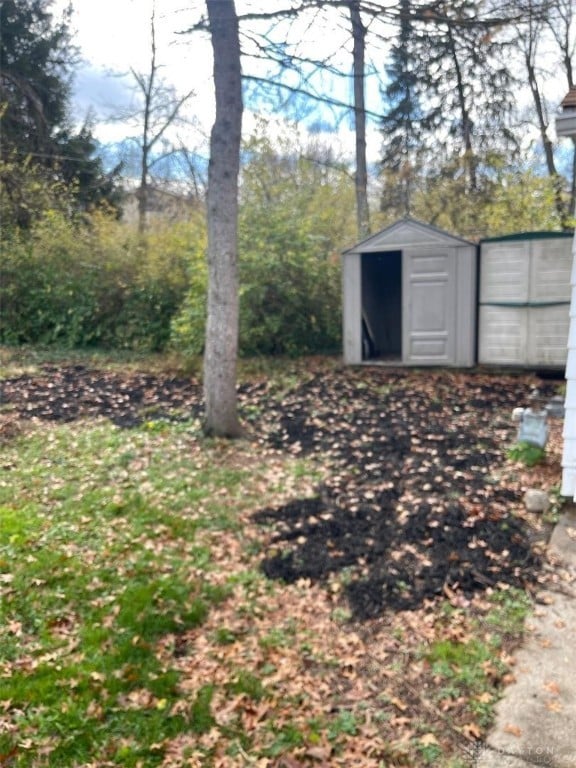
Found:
<box><xmin>0</xmin><ymin>409</ymin><xmax>343</xmax><ymax>767</ymax></box>
<box><xmin>1</xmin><ymin>420</ymin><xmax>228</xmax><ymax>765</ymax></box>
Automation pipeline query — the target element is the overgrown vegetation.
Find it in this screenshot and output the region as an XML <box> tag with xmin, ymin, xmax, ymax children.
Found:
<box><xmin>1</xmin><ymin>129</ymin><xmax>350</xmax><ymax>358</ymax></box>
<box><xmin>0</xmin><ymin>209</ymin><xmax>204</xmax><ymax>351</ymax></box>
<box><xmin>3</xmin><ymin>128</ymin><xmax>570</xmax><ymax>361</ymax></box>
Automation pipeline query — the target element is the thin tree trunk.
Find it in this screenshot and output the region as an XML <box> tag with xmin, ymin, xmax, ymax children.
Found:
<box><xmin>519</xmin><ymin>0</ymin><xmax>570</xmax><ymax>226</ymax></box>
<box><xmin>446</xmin><ymin>24</ymin><xmax>476</xmax><ymax>192</ymax></box>
<box><xmin>349</xmin><ymin>0</ymin><xmax>370</xmax><ymax>238</ymax></box>
<box><xmin>138</xmin><ymin>144</ymin><xmax>149</xmax><ymax>235</ymax></box>
<box><xmin>138</xmin><ymin>7</ymin><xmax>157</xmax><ymax>235</ymax></box>
<box><xmin>526</xmin><ymin>57</ymin><xmax>569</xmax><ymax>227</ymax></box>
<box><xmin>203</xmin><ymin>0</ymin><xmax>243</xmax><ymax>438</ymax></box>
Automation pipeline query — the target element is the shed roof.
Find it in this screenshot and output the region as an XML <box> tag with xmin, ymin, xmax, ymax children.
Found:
<box><xmin>342</xmin><ymin>217</ymin><xmax>474</xmax><ymax>255</ymax></box>
<box><xmin>561</xmin><ymin>87</ymin><xmax>576</xmax><ymax>110</ymax></box>
<box><xmin>481</xmin><ymin>231</ymin><xmax>573</xmax><ymax>243</ymax></box>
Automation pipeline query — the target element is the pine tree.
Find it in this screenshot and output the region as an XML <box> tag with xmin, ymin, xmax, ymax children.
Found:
<box><xmin>380</xmin><ymin>0</ymin><xmax>434</xmax><ymax>216</ymax></box>
<box><xmin>380</xmin><ymin>0</ymin><xmax>518</xmax><ymax>206</ymax></box>
<box><xmin>0</xmin><ymin>0</ymin><xmax>71</xmax><ymax>160</ymax></box>
<box><xmin>0</xmin><ymin>0</ymin><xmax>121</xmax><ymax>223</ymax></box>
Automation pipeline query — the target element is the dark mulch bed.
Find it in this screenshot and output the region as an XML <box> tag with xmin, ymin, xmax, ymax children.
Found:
<box><xmin>0</xmin><ymin>364</ymin><xmax>204</xmax><ymax>427</ymax></box>
<box><xmin>0</xmin><ymin>363</ymin><xmax>560</xmax><ymax>619</ymax></box>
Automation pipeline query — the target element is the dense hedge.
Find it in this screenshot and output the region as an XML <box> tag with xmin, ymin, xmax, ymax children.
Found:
<box><xmin>1</xmin><ymin>133</ymin><xmax>355</xmax><ymax>357</ymax></box>
<box><xmin>1</xmin><ymin>207</ymin><xmax>345</xmax><ymax>357</ymax></box>
<box><xmin>0</xmin><ymin>211</ymin><xmax>202</xmax><ymax>352</ymax></box>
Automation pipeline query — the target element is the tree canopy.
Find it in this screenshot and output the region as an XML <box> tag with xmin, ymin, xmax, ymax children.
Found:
<box><xmin>0</xmin><ymin>0</ymin><xmax>122</xmax><ymax>225</ymax></box>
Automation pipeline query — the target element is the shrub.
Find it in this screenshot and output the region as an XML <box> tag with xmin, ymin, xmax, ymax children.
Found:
<box><xmin>0</xmin><ymin>209</ymin><xmax>204</xmax><ymax>351</ymax></box>
<box><xmin>0</xmin><ymin>210</ymin><xmax>98</xmax><ymax>346</ymax></box>
<box><xmin>238</xmin><ymin>247</ymin><xmax>342</xmax><ymax>356</ymax></box>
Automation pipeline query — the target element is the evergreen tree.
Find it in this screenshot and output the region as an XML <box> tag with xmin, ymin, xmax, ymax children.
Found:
<box><xmin>0</xmin><ymin>0</ymin><xmax>121</xmax><ymax>223</ymax></box>
<box><xmin>55</xmin><ymin>123</ymin><xmax>124</xmax><ymax>213</ymax></box>
<box><xmin>380</xmin><ymin>0</ymin><xmax>435</xmax><ymax>216</ymax></box>
<box><xmin>0</xmin><ymin>0</ymin><xmax>71</xmax><ymax>161</ymax></box>
<box><xmin>380</xmin><ymin>0</ymin><xmax>518</xmax><ymax>206</ymax></box>
<box><xmin>430</xmin><ymin>0</ymin><xmax>517</xmax><ymax>191</ymax></box>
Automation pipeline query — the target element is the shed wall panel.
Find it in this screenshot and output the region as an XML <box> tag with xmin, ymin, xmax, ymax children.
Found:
<box><xmin>528</xmin><ymin>306</ymin><xmax>569</xmax><ymax>367</ymax></box>
<box><xmin>342</xmin><ymin>253</ymin><xmax>362</xmax><ymax>364</ymax></box>
<box><xmin>480</xmin><ymin>243</ymin><xmax>528</xmax><ymax>303</ymax></box>
<box><xmin>531</xmin><ymin>240</ymin><xmax>572</xmax><ymax>303</ymax></box>
<box><xmin>455</xmin><ymin>245</ymin><xmax>477</xmax><ymax>367</ymax></box>
<box><xmin>478</xmin><ymin>306</ymin><xmax>526</xmax><ymax>364</ymax></box>
<box><xmin>479</xmin><ymin>235</ymin><xmax>572</xmax><ymax>368</ymax></box>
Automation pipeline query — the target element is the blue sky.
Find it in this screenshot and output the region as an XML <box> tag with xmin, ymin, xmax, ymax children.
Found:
<box><xmin>58</xmin><ymin>0</ymin><xmax>387</xmax><ymax>168</ymax></box>
<box><xmin>56</xmin><ymin>0</ymin><xmax>572</xmax><ymax>181</ymax></box>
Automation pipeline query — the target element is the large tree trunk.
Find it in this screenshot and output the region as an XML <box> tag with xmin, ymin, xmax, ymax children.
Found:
<box><xmin>349</xmin><ymin>0</ymin><xmax>370</xmax><ymax>239</ymax></box>
<box><xmin>203</xmin><ymin>0</ymin><xmax>243</xmax><ymax>437</ymax></box>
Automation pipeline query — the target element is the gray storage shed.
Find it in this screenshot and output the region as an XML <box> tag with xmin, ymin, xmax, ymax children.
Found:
<box><xmin>342</xmin><ymin>218</ymin><xmax>477</xmax><ymax>366</ymax></box>
<box><xmin>478</xmin><ymin>232</ymin><xmax>573</xmax><ymax>368</ymax></box>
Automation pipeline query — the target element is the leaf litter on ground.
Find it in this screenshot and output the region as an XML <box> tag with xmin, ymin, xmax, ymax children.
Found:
<box><xmin>0</xmin><ymin>356</ymin><xmax>568</xmax><ymax>766</ymax></box>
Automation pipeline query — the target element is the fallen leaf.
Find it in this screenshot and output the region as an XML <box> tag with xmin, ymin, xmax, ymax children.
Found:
<box><xmin>86</xmin><ymin>700</ymin><xmax>103</xmax><ymax>719</ymax></box>
<box><xmin>305</xmin><ymin>746</ymin><xmax>332</xmax><ymax>761</ymax></box>
<box><xmin>390</xmin><ymin>696</ymin><xmax>408</xmax><ymax>712</ymax></box>
<box><xmin>461</xmin><ymin>722</ymin><xmax>482</xmax><ymax>739</ymax></box>
<box><xmin>554</xmin><ymin>619</ymin><xmax>566</xmax><ymax>629</ymax></box>
<box><xmin>475</xmin><ymin>692</ymin><xmax>493</xmax><ymax>704</ymax></box>
<box><xmin>504</xmin><ymin>724</ymin><xmax>522</xmax><ymax>737</ymax></box>
<box><xmin>274</xmin><ymin>757</ymin><xmax>304</xmax><ymax>768</ymax></box>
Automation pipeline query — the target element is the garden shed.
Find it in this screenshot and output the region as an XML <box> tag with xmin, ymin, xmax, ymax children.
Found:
<box><xmin>341</xmin><ymin>218</ymin><xmax>477</xmax><ymax>366</ymax></box>
<box><xmin>478</xmin><ymin>232</ymin><xmax>573</xmax><ymax>368</ymax></box>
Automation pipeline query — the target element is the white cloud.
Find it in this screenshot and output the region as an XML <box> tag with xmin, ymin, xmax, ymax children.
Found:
<box><xmin>57</xmin><ymin>0</ymin><xmax>214</xmax><ymax>135</ymax></box>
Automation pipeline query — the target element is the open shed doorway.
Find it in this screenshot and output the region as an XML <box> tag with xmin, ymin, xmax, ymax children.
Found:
<box><xmin>361</xmin><ymin>251</ymin><xmax>402</xmax><ymax>361</ymax></box>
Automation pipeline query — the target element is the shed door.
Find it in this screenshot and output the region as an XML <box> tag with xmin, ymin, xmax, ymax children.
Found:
<box><xmin>403</xmin><ymin>250</ymin><xmax>456</xmax><ymax>364</ymax></box>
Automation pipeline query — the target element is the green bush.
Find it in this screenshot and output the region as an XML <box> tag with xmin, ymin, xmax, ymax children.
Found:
<box><xmin>88</xmin><ymin>215</ymin><xmax>205</xmax><ymax>351</ymax></box>
<box><xmin>239</xmin><ymin>247</ymin><xmax>342</xmax><ymax>356</ymax></box>
<box><xmin>2</xmin><ymin>124</ymin><xmax>353</xmax><ymax>358</ymax></box>
<box><xmin>0</xmin><ymin>209</ymin><xmax>204</xmax><ymax>352</ymax></box>
<box><xmin>237</xmin><ymin>131</ymin><xmax>352</xmax><ymax>356</ymax></box>
<box><xmin>168</xmin><ymin>224</ymin><xmax>208</xmax><ymax>356</ymax></box>
<box><xmin>0</xmin><ymin>210</ymin><xmax>98</xmax><ymax>346</ymax></box>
